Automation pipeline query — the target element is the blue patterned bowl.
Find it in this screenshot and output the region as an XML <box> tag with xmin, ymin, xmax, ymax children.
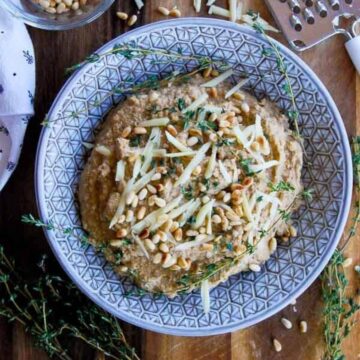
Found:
<box><xmin>35</xmin><ymin>18</ymin><xmax>352</xmax><ymax>336</ymax></box>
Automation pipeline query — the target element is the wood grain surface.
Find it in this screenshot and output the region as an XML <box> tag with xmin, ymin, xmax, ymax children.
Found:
<box><xmin>0</xmin><ymin>1</ymin><xmax>359</xmax><ymax>359</ymax></box>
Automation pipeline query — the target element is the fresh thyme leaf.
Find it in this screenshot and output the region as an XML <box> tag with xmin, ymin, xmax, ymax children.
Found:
<box><xmin>182</xmin><ymin>110</ymin><xmax>196</xmax><ymax>129</ymax></box>
<box><xmin>278</xmin><ymin>209</ymin><xmax>291</xmax><ymax>222</ymax></box>
<box><xmin>256</xmin><ymin>195</ymin><xmax>263</xmax><ymax>202</ymax></box>
<box><xmin>268</xmin><ymin>181</ymin><xmax>295</xmax><ymax>192</ymax></box>
<box><xmin>177</xmin><ymin>98</ymin><xmax>186</xmax><ymax>111</ymax></box>
<box><xmin>216</xmin><ymin>138</ymin><xmax>235</xmax><ymax>147</ymax></box>
<box><xmin>181</xmin><ymin>185</ymin><xmax>194</xmax><ymax>200</ymax></box>
<box><xmin>129</xmin><ymin>135</ymin><xmax>141</xmax><ymax>147</ymax></box>
<box><xmin>301</xmin><ymin>188</ymin><xmax>313</xmax><ymax>200</ymax></box>
<box><xmin>259</xmin><ymin>229</ymin><xmax>267</xmax><ymax>238</ymax></box>
<box><xmin>239</xmin><ymin>157</ymin><xmax>256</xmax><ymax>177</ymax></box>
<box><xmin>226</xmin><ymin>243</ymin><xmax>234</xmax><ymax>251</ymax></box>
<box><xmin>246</xmin><ymin>243</ymin><xmax>256</xmax><ymax>254</ymax></box>
<box><xmin>187</xmin><ymin>216</ymin><xmax>196</xmax><ymax>225</ymax></box>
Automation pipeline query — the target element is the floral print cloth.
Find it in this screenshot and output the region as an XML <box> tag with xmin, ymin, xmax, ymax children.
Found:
<box><xmin>0</xmin><ymin>9</ymin><xmax>35</xmax><ymax>191</ymax></box>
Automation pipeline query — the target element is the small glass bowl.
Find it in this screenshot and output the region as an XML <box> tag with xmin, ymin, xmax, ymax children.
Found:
<box><xmin>0</xmin><ymin>0</ymin><xmax>115</xmax><ymax>31</ymax></box>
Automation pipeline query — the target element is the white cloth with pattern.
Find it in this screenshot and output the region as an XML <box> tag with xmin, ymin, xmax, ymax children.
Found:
<box><xmin>0</xmin><ymin>9</ymin><xmax>35</xmax><ymax>191</ymax></box>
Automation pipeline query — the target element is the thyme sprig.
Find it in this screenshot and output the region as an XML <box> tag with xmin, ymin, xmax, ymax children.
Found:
<box><xmin>321</xmin><ymin>137</ymin><xmax>360</xmax><ymax>360</ymax></box>
<box><xmin>0</xmin><ymin>247</ymin><xmax>139</xmax><ymax>360</ymax></box>
<box><xmin>249</xmin><ymin>11</ymin><xmax>300</xmax><ymax>138</ymax></box>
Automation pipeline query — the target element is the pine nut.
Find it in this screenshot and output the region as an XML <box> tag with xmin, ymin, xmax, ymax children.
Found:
<box><xmin>134</xmin><ymin>126</ymin><xmax>146</xmax><ymax>134</ymax></box>
<box><xmin>153</xmin><ymin>252</ymin><xmax>162</xmax><ymax>264</ymax></box>
<box><xmin>116</xmin><ymin>229</ymin><xmax>127</xmax><ymax>238</ymax></box>
<box><xmin>137</xmin><ymin>206</ymin><xmax>146</xmax><ymax>220</ymax></box>
<box><xmin>158</xmin><ymin>231</ymin><xmax>168</xmax><ymax>242</ymax></box>
<box><xmin>118</xmin><ymin>214</ymin><xmax>126</xmax><ymax>224</ymax></box>
<box><xmin>187</xmin><ymin>136</ymin><xmax>199</xmax><ymax>146</ymax></box>
<box><xmin>223</xmin><ymin>192</ymin><xmax>231</xmax><ymax>203</ymax></box>
<box><xmin>159</xmin><ymin>243</ymin><xmax>169</xmax><ymax>253</ymax></box>
<box><xmin>249</xmin><ymin>263</ymin><xmax>261</xmax><ymax>272</ymax></box>
<box><xmin>162</xmin><ymin>254</ymin><xmax>177</xmax><ymax>268</ymax></box>
<box><xmin>289</xmin><ymin>225</ymin><xmax>297</xmax><ymax>237</ymax></box>
<box><xmin>121</xmin><ymin>126</ymin><xmax>132</xmax><ymax>138</ymax></box>
<box><xmin>211</xmin><ymin>69</ymin><xmax>219</xmax><ymax>77</ymax></box>
<box><xmin>209</xmin><ymin>87</ymin><xmax>218</xmax><ymax>98</ymax></box>
<box><xmin>170</xmin><ymin>264</ymin><xmax>181</xmax><ymax>271</ymax></box>
<box><xmin>144</xmin><ymin>238</ymin><xmax>156</xmax><ymax>252</ymax></box>
<box><xmin>268</xmin><ymin>237</ymin><xmax>277</xmax><ymax>252</ymax></box>
<box><xmin>167</xmin><ymin>124</ymin><xmax>178</xmax><ymax>136</ymax></box>
<box><xmin>186</xmin><ymin>230</ymin><xmax>199</xmax><ymax>237</ymax></box>
<box><xmin>202</xmin><ymin>196</ymin><xmax>210</xmax><ymax>204</ymax></box>
<box><xmin>243</xmin><ymin>177</ymin><xmax>253</xmax><ymax>187</ymax></box>
<box><xmin>138</xmin><ymin>188</ymin><xmax>148</xmax><ymax>200</ymax></box>
<box><xmin>231</xmin><ymin>184</ymin><xmax>244</xmax><ymax>191</ymax></box>
<box><xmin>151</xmin><ymin>173</ymin><xmax>161</xmax><ymax>182</ymax></box>
<box><xmin>241</xmin><ymin>102</ymin><xmax>250</xmax><ymax>113</ymax></box>
<box><xmin>127</xmin><ymin>14</ymin><xmax>138</xmax><ymax>26</ymax></box>
<box><xmin>189</xmin><ymin>128</ymin><xmax>202</xmax><ymax>137</ymax></box>
<box><xmin>170</xmin><ymin>221</ymin><xmax>179</xmax><ymax>232</ymax></box>
<box><xmin>177</xmin><ymin>256</ymin><xmax>188</xmax><ymax>269</ymax></box>
<box><xmin>147</xmin><ymin>184</ymin><xmax>157</xmax><ymax>194</ymax></box>
<box><xmin>250</xmin><ymin>141</ymin><xmax>260</xmax><ymax>152</ymax></box>
<box><xmin>154</xmin><ymin>197</ymin><xmax>166</xmax><ymax>208</ymax></box>
<box><xmin>273</xmin><ymin>338</ymin><xmax>282</xmax><ymax>352</ymax></box>
<box><xmin>169</xmin><ymin>8</ymin><xmax>181</xmax><ymax>17</ymax></box>
<box><xmin>299</xmin><ymin>320</ymin><xmax>308</xmax><ymax>333</ymax></box>
<box><xmin>281</xmin><ymin>317</ymin><xmax>293</xmax><ymax>329</ymax></box>
<box><xmin>148</xmin><ymin>195</ymin><xmax>156</xmax><ymax>207</ymax></box>
<box><xmin>174</xmin><ymin>228</ymin><xmax>183</xmax><ymax>241</ymax></box>
<box><xmin>209</xmin><ymin>113</ymin><xmax>218</xmax><ymax>122</ymax></box>
<box><xmin>212</xmin><ymin>214</ymin><xmax>222</xmax><ymax>224</ymax></box>
<box><xmin>126</xmin><ymin>210</ymin><xmax>134</xmax><ymax>222</ymax></box>
<box><xmin>157</xmin><ymin>6</ymin><xmax>170</xmax><ymax>15</ymax></box>
<box><xmin>232</xmin><ymin>92</ymin><xmax>245</xmax><ymax>100</ymax></box>
<box><xmin>152</xmin><ymin>234</ymin><xmax>161</xmax><ymax>244</ymax></box>
<box><xmin>203</xmin><ymin>67</ymin><xmax>212</xmax><ymax>78</ymax></box>
<box><xmin>162</xmin><ymin>219</ymin><xmax>173</xmax><ymax>232</ymax></box>
<box><xmin>193</xmin><ymin>165</ymin><xmax>202</xmax><ymax>176</ymax></box>
<box><xmin>201</xmin><ymin>243</ymin><xmax>214</xmax><ymax>251</ymax></box>
<box><xmin>116</xmin><ymin>11</ymin><xmax>128</xmax><ymax>20</ymax></box>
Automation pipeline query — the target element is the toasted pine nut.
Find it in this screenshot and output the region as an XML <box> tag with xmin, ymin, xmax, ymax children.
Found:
<box><xmin>154</xmin><ymin>197</ymin><xmax>166</xmax><ymax>208</ymax></box>
<box><xmin>134</xmin><ymin>126</ymin><xmax>147</xmax><ymax>135</ymax></box>
<box><xmin>223</xmin><ymin>192</ymin><xmax>231</xmax><ymax>203</ymax></box>
<box><xmin>126</xmin><ymin>210</ymin><xmax>134</xmax><ymax>222</ymax></box>
<box><xmin>189</xmin><ymin>128</ymin><xmax>202</xmax><ymax>137</ymax></box>
<box><xmin>273</xmin><ymin>338</ymin><xmax>282</xmax><ymax>352</ymax></box>
<box><xmin>121</xmin><ymin>126</ymin><xmax>132</xmax><ymax>138</ymax></box>
<box><xmin>137</xmin><ymin>206</ymin><xmax>146</xmax><ymax>220</ymax></box>
<box><xmin>212</xmin><ymin>214</ymin><xmax>222</xmax><ymax>224</ymax></box>
<box><xmin>157</xmin><ymin>6</ymin><xmax>170</xmax><ymax>15</ymax></box>
<box><xmin>343</xmin><ymin>257</ymin><xmax>353</xmax><ymax>268</ymax></box>
<box><xmin>127</xmin><ymin>14</ymin><xmax>138</xmax><ymax>26</ymax></box>
<box><xmin>116</xmin><ymin>228</ymin><xmax>127</xmax><ymax>238</ymax></box>
<box><xmin>281</xmin><ymin>317</ymin><xmax>293</xmax><ymax>329</ymax></box>
<box><xmin>162</xmin><ymin>254</ymin><xmax>177</xmax><ymax>268</ymax></box>
<box><xmin>153</xmin><ymin>252</ymin><xmax>163</xmax><ymax>264</ymax></box>
<box><xmin>243</xmin><ymin>177</ymin><xmax>254</xmax><ymax>187</ymax></box>
<box><xmin>147</xmin><ymin>184</ymin><xmax>157</xmax><ymax>194</ymax></box>
<box><xmin>118</xmin><ymin>214</ymin><xmax>126</xmax><ymax>224</ymax></box>
<box><xmin>268</xmin><ymin>237</ymin><xmax>277</xmax><ymax>252</ymax></box>
<box><xmin>231</xmin><ymin>183</ymin><xmax>244</xmax><ymax>191</ymax></box>
<box><xmin>158</xmin><ymin>231</ymin><xmax>168</xmax><ymax>242</ymax></box>
<box><xmin>152</xmin><ymin>234</ymin><xmax>161</xmax><ymax>244</ymax></box>
<box><xmin>138</xmin><ymin>188</ymin><xmax>148</xmax><ymax>200</ymax></box>
<box><xmin>201</xmin><ymin>243</ymin><xmax>214</xmax><ymax>251</ymax></box>
<box><xmin>241</xmin><ymin>102</ymin><xmax>250</xmax><ymax>113</ymax></box>
<box><xmin>158</xmin><ymin>214</ymin><xmax>169</xmax><ymax>224</ymax></box>
<box><xmin>203</xmin><ymin>67</ymin><xmax>212</xmax><ymax>78</ymax></box>
<box><xmin>209</xmin><ymin>87</ymin><xmax>218</xmax><ymax>98</ymax></box>
<box><xmin>234</xmin><ymin>244</ymin><xmax>246</xmax><ymax>254</ymax></box>
<box><xmin>167</xmin><ymin>124</ymin><xmax>178</xmax><ymax>136</ymax></box>
<box><xmin>151</xmin><ymin>173</ymin><xmax>162</xmax><ymax>181</ymax></box>
<box><xmin>193</xmin><ymin>165</ymin><xmax>202</xmax><ymax>176</ymax></box>
<box><xmin>209</xmin><ymin>113</ymin><xmax>218</xmax><ymax>122</ymax></box>
<box><xmin>144</xmin><ymin>238</ymin><xmax>156</xmax><ymax>251</ymax></box>
<box><xmin>202</xmin><ymin>196</ymin><xmax>210</xmax><ymax>204</ymax></box>
<box><xmin>174</xmin><ymin>228</ymin><xmax>183</xmax><ymax>241</ymax></box>
<box><xmin>177</xmin><ymin>256</ymin><xmax>188</xmax><ymax>269</ymax></box>
<box><xmin>249</xmin><ymin>263</ymin><xmax>261</xmax><ymax>272</ymax></box>
<box><xmin>299</xmin><ymin>321</ymin><xmax>308</xmax><ymax>333</ymax></box>
<box><xmin>232</xmin><ymin>92</ymin><xmax>245</xmax><ymax>100</ymax></box>
<box><xmin>170</xmin><ymin>221</ymin><xmax>179</xmax><ymax>232</ymax></box>
<box><xmin>211</xmin><ymin>69</ymin><xmax>219</xmax><ymax>77</ymax></box>
<box><xmin>219</xmin><ymin>120</ymin><xmax>230</xmax><ymax>128</ymax></box>
<box><xmin>186</xmin><ymin>230</ymin><xmax>198</xmax><ymax>237</ymax></box>
<box><xmin>170</xmin><ymin>264</ymin><xmax>181</xmax><ymax>271</ymax></box>
<box><xmin>116</xmin><ymin>11</ymin><xmax>128</xmax><ymax>20</ymax></box>
<box><xmin>187</xmin><ymin>136</ymin><xmax>199</xmax><ymax>146</ymax></box>
<box><xmin>169</xmin><ymin>8</ymin><xmax>181</xmax><ymax>17</ymax></box>
<box><xmin>159</xmin><ymin>243</ymin><xmax>169</xmax><ymax>253</ymax></box>
<box><xmin>250</xmin><ymin>141</ymin><xmax>260</xmax><ymax>152</ymax></box>
<box><xmin>131</xmin><ymin>195</ymin><xmax>139</xmax><ymax>208</ymax></box>
<box><xmin>162</xmin><ymin>219</ymin><xmax>173</xmax><ymax>232</ymax></box>
<box><xmin>289</xmin><ymin>225</ymin><xmax>297</xmax><ymax>237</ymax></box>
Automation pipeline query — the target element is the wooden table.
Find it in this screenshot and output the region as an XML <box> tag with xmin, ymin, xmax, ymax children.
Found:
<box><xmin>0</xmin><ymin>0</ymin><xmax>359</xmax><ymax>359</ymax></box>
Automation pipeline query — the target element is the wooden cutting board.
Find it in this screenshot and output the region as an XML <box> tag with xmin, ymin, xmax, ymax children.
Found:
<box><xmin>0</xmin><ymin>0</ymin><xmax>359</xmax><ymax>359</ymax></box>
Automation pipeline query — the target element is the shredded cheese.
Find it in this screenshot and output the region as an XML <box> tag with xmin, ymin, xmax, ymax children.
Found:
<box><xmin>194</xmin><ymin>199</ymin><xmax>215</xmax><ymax>229</ymax></box>
<box><xmin>133</xmin><ymin>233</ymin><xmax>150</xmax><ymax>259</ymax></box>
<box><xmin>249</xmin><ymin>160</ymin><xmax>279</xmax><ymax>173</ymax></box>
<box><xmin>133</xmin><ymin>168</ymin><xmax>157</xmax><ymax>194</ymax></box>
<box><xmin>140</xmin><ymin>127</ymin><xmax>161</xmax><ymax>175</ymax></box>
<box><xmin>201</xmin><ymin>280</ymin><xmax>210</xmax><ymax>314</ymax></box>
<box><xmin>229</xmin><ymin>0</ymin><xmax>237</xmax><ymax>22</ymax></box>
<box><xmin>202</xmin><ymin>105</ymin><xmax>224</xmax><ymax>115</ymax></box>
<box><xmin>225</xmin><ymin>78</ymin><xmax>249</xmax><ymax>99</ymax></box>
<box><xmin>134</xmin><ymin>0</ymin><xmax>144</xmax><ymax>9</ymax></box>
<box><xmin>218</xmin><ymin>160</ymin><xmax>232</xmax><ymax>184</ymax></box>
<box><xmin>174</xmin><ymin>142</ymin><xmax>211</xmax><ymax>186</ymax></box>
<box><xmin>207</xmin><ymin>0</ymin><xmax>216</xmax><ymax>5</ymax></box>
<box><xmin>241</xmin><ymin>14</ymin><xmax>279</xmax><ymax>33</ymax></box>
<box><xmin>115</xmin><ymin>160</ymin><xmax>125</xmax><ymax>182</ymax></box>
<box><xmin>83</xmin><ymin>142</ymin><xmax>94</xmax><ymax>149</ymax></box>
<box><xmin>208</xmin><ymin>5</ymin><xmax>230</xmax><ymax>18</ymax></box>
<box><xmin>165</xmin><ymin>131</ymin><xmax>192</xmax><ymax>152</ymax></box>
<box><xmin>164</xmin><ymin>151</ymin><xmax>197</xmax><ymax>158</ymax></box>
<box><xmin>182</xmin><ymin>93</ymin><xmax>209</xmax><ymax>113</ymax></box>
<box><xmin>179</xmin><ymin>199</ymin><xmax>202</xmax><ymax>226</ymax></box>
<box><xmin>139</xmin><ymin>117</ymin><xmax>170</xmax><ymax>127</ymax></box>
<box><xmin>194</xmin><ymin>0</ymin><xmax>202</xmax><ymax>12</ymax></box>
<box><xmin>233</xmin><ymin>125</ymin><xmax>255</xmax><ymax>149</ymax></box>
<box><xmin>201</xmin><ymin>68</ymin><xmax>233</xmax><ymax>88</ymax></box>
<box><xmin>174</xmin><ymin>235</ymin><xmax>215</xmax><ymax>251</ymax></box>
<box><xmin>242</xmin><ymin>194</ymin><xmax>254</xmax><ymax>223</ymax></box>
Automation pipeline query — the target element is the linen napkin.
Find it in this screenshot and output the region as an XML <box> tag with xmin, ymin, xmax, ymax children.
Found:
<box><xmin>0</xmin><ymin>9</ymin><xmax>35</xmax><ymax>191</ymax></box>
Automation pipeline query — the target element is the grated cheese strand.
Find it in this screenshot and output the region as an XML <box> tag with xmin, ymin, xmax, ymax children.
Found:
<box><xmin>201</xmin><ymin>68</ymin><xmax>233</xmax><ymax>88</ymax></box>
<box><xmin>182</xmin><ymin>93</ymin><xmax>209</xmax><ymax>113</ymax></box>
<box><xmin>225</xmin><ymin>78</ymin><xmax>249</xmax><ymax>99</ymax></box>
<box><xmin>205</xmin><ymin>145</ymin><xmax>217</xmax><ymax>179</ymax></box>
<box><xmin>139</xmin><ymin>117</ymin><xmax>170</xmax><ymax>127</ymax></box>
<box><xmin>229</xmin><ymin>0</ymin><xmax>237</xmax><ymax>22</ymax></box>
<box><xmin>194</xmin><ymin>0</ymin><xmax>202</xmax><ymax>12</ymax></box>
<box><xmin>201</xmin><ymin>280</ymin><xmax>210</xmax><ymax>314</ymax></box>
<box><xmin>174</xmin><ymin>142</ymin><xmax>211</xmax><ymax>186</ymax></box>
<box><xmin>194</xmin><ymin>199</ymin><xmax>215</xmax><ymax>229</ymax></box>
<box><xmin>174</xmin><ymin>235</ymin><xmax>215</xmax><ymax>251</ymax></box>
<box><xmin>165</xmin><ymin>131</ymin><xmax>192</xmax><ymax>152</ymax></box>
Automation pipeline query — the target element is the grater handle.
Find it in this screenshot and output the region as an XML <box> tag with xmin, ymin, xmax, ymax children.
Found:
<box><xmin>345</xmin><ymin>36</ymin><xmax>360</xmax><ymax>74</ymax></box>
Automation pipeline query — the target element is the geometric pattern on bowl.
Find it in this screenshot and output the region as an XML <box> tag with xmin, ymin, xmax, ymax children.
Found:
<box><xmin>35</xmin><ymin>18</ymin><xmax>352</xmax><ymax>336</ymax></box>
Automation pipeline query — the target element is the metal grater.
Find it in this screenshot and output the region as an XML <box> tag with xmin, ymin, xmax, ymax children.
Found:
<box><xmin>264</xmin><ymin>0</ymin><xmax>360</xmax><ymax>72</ymax></box>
